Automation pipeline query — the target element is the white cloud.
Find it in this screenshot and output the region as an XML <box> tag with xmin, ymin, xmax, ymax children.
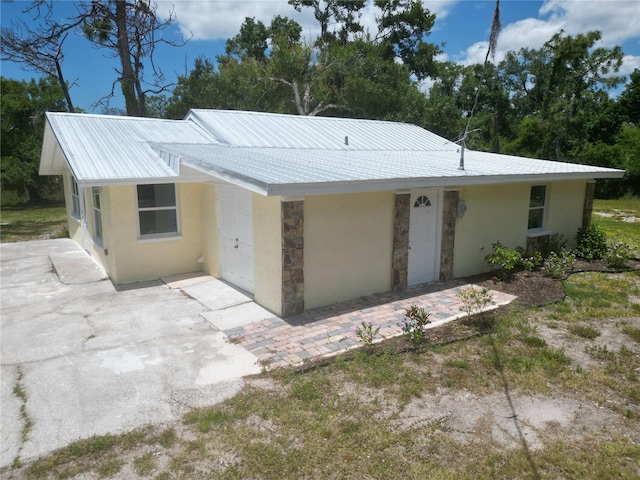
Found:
<box><xmin>458</xmin><ymin>0</ymin><xmax>640</xmax><ymax>66</ymax></box>
<box><xmin>619</xmin><ymin>55</ymin><xmax>640</xmax><ymax>77</ymax></box>
<box><xmin>168</xmin><ymin>0</ymin><xmax>458</xmax><ymax>42</ymax></box>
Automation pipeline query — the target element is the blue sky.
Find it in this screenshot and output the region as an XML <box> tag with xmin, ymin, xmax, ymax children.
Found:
<box><xmin>2</xmin><ymin>0</ymin><xmax>639</xmax><ymax>112</ymax></box>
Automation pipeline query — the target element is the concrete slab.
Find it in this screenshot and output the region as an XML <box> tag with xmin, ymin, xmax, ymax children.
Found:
<box><xmin>50</xmin><ymin>250</ymin><xmax>108</xmax><ymax>284</ymax></box>
<box><xmin>202</xmin><ymin>301</ymin><xmax>277</xmax><ymax>331</ymax></box>
<box><xmin>0</xmin><ymin>240</ymin><xmax>261</xmax><ymax>469</ymax></box>
<box><xmin>181</xmin><ymin>278</ymin><xmax>252</xmax><ymax>311</ymax></box>
<box><xmin>162</xmin><ymin>272</ymin><xmax>213</xmax><ymax>289</ymax></box>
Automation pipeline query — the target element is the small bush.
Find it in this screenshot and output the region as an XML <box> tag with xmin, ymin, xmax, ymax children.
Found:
<box><xmin>542</xmin><ymin>249</ymin><xmax>575</xmax><ymax>278</ymax></box>
<box><xmin>457</xmin><ymin>287</ymin><xmax>495</xmax><ymax>320</ymax></box>
<box><xmin>575</xmin><ymin>224</ymin><xmax>608</xmax><ymax>260</ymax></box>
<box><xmin>519</xmin><ymin>250</ymin><xmax>543</xmax><ymax>271</ymax></box>
<box><xmin>354</xmin><ymin>321</ymin><xmax>380</xmax><ymax>346</ymax></box>
<box><xmin>548</xmin><ymin>233</ymin><xmax>568</xmax><ymax>254</ymax></box>
<box><xmin>400</xmin><ymin>305</ymin><xmax>431</xmax><ymax>345</ymax></box>
<box><xmin>606</xmin><ymin>242</ymin><xmax>635</xmax><ymax>269</ymax></box>
<box><xmin>485</xmin><ymin>241</ymin><xmax>521</xmax><ymax>277</ymax></box>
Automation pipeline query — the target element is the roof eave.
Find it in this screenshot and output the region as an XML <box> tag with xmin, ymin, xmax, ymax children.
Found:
<box><xmin>264</xmin><ymin>170</ymin><xmax>625</xmax><ymax>197</ymax></box>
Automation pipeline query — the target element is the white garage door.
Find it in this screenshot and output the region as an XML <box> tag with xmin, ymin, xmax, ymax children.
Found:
<box><xmin>408</xmin><ymin>188</ymin><xmax>439</xmax><ymax>286</ymax></box>
<box><xmin>217</xmin><ymin>185</ymin><xmax>254</xmax><ymax>293</ymax></box>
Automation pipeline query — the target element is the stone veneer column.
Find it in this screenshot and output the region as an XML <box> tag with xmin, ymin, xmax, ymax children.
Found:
<box><xmin>582</xmin><ymin>181</ymin><xmax>596</xmax><ymax>228</ymax></box>
<box><xmin>439</xmin><ymin>189</ymin><xmax>459</xmax><ymax>281</ymax></box>
<box><xmin>391</xmin><ymin>193</ymin><xmax>410</xmax><ymax>291</ymax></box>
<box><xmin>281</xmin><ymin>200</ymin><xmax>304</xmax><ymax>317</ymax></box>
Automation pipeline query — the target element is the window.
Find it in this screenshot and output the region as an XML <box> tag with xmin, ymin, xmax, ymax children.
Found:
<box><xmin>414</xmin><ymin>195</ymin><xmax>431</xmax><ymax>208</ymax></box>
<box><xmin>136</xmin><ymin>184</ymin><xmax>178</xmax><ymax>238</ymax></box>
<box><xmin>528</xmin><ymin>185</ymin><xmax>547</xmax><ymax>230</ymax></box>
<box><xmin>71</xmin><ymin>176</ymin><xmax>80</xmax><ymax>217</ymax></box>
<box><xmin>92</xmin><ymin>187</ymin><xmax>102</xmax><ymax>241</ymax></box>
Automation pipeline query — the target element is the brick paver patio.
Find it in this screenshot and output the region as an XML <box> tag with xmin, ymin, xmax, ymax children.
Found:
<box><xmin>224</xmin><ymin>280</ymin><xmax>517</xmax><ymax>370</ymax></box>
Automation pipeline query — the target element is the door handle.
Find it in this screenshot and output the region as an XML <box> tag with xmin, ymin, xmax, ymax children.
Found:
<box><xmin>234</xmin><ymin>238</ymin><xmax>239</xmax><ymax>249</ymax></box>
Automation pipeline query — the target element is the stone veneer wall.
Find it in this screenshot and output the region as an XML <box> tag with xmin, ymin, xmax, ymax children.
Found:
<box><xmin>526</xmin><ymin>234</ymin><xmax>550</xmax><ymax>256</ymax></box>
<box><xmin>439</xmin><ymin>190</ymin><xmax>458</xmax><ymax>281</ymax></box>
<box><xmin>391</xmin><ymin>193</ymin><xmax>410</xmax><ymax>291</ymax></box>
<box><xmin>582</xmin><ymin>181</ymin><xmax>596</xmax><ymax>228</ymax></box>
<box><xmin>281</xmin><ymin>200</ymin><xmax>304</xmax><ymax>317</ymax></box>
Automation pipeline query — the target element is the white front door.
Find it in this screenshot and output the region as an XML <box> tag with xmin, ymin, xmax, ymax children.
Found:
<box><xmin>408</xmin><ymin>188</ymin><xmax>440</xmax><ymax>286</ymax></box>
<box><xmin>217</xmin><ymin>185</ymin><xmax>254</xmax><ymax>293</ymax></box>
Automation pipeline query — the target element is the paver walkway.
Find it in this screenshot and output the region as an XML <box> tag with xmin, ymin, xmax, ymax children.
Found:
<box><xmin>224</xmin><ymin>281</ymin><xmax>517</xmax><ymax>370</ymax></box>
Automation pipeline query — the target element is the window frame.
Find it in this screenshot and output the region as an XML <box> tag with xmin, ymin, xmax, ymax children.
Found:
<box><xmin>135</xmin><ymin>183</ymin><xmax>180</xmax><ymax>241</ymax></box>
<box><xmin>71</xmin><ymin>176</ymin><xmax>80</xmax><ymax>218</ymax></box>
<box><xmin>92</xmin><ymin>187</ymin><xmax>103</xmax><ymax>243</ymax></box>
<box><xmin>527</xmin><ymin>185</ymin><xmax>548</xmax><ymax>232</ymax></box>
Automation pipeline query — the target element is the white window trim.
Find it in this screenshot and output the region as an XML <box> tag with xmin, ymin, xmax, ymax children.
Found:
<box><xmin>135</xmin><ymin>183</ymin><xmax>181</xmax><ymax>241</ymax></box>
<box><xmin>527</xmin><ymin>184</ymin><xmax>548</xmax><ymax>232</ymax></box>
<box><xmin>92</xmin><ymin>187</ymin><xmax>103</xmax><ymax>246</ymax></box>
<box><xmin>71</xmin><ymin>176</ymin><xmax>81</xmax><ymax>219</ymax></box>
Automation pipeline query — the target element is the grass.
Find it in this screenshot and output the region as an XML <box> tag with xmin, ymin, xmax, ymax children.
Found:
<box><xmin>0</xmin><ymin>203</ymin><xmax>68</xmax><ymax>242</ymax></box>
<box><xmin>569</xmin><ymin>324</ymin><xmax>601</xmax><ymax>339</ymax></box>
<box><xmin>592</xmin><ymin>197</ymin><xmax>640</xmax><ymax>249</ymax></box>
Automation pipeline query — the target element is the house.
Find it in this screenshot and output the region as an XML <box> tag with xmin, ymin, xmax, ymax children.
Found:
<box><xmin>40</xmin><ymin>109</ymin><xmax>624</xmax><ymax>317</ymax></box>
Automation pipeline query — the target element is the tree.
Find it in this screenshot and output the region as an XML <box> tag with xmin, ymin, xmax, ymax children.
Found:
<box><xmin>500</xmin><ymin>31</ymin><xmax>624</xmax><ymax>160</ymax></box>
<box><xmin>1</xmin><ymin>2</ymin><xmax>78</xmax><ymax>111</ymax></box>
<box><xmin>2</xmin><ymin>0</ymin><xmax>186</xmax><ymax>116</ymax></box>
<box><xmin>618</xmin><ymin>69</ymin><xmax>640</xmax><ymax>124</ymax></box>
<box><xmin>1</xmin><ymin>77</ymin><xmax>67</xmax><ymax>201</ymax></box>
<box><xmin>374</xmin><ymin>0</ymin><xmax>440</xmax><ymax>80</ymax></box>
<box><xmin>288</xmin><ymin>0</ymin><xmax>366</xmax><ymax>45</ymax></box>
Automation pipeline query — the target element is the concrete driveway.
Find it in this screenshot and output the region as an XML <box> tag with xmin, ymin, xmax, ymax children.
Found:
<box><xmin>0</xmin><ymin>239</ymin><xmax>261</xmax><ymax>468</ymax></box>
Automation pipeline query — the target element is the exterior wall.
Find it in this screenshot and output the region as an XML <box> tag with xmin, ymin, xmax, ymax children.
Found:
<box><xmin>252</xmin><ymin>194</ymin><xmax>283</xmax><ymax>315</ymax></box>
<box><xmin>62</xmin><ymin>172</ymin><xmax>83</xmax><ymax>245</ymax></box>
<box><xmin>304</xmin><ymin>191</ymin><xmax>394</xmax><ymax>310</ymax></box>
<box><xmin>107</xmin><ymin>183</ymin><xmax>205</xmax><ymax>284</ymax></box>
<box><xmin>453</xmin><ymin>181</ymin><xmax>588</xmax><ymax>278</ymax></box>
<box><xmin>200</xmin><ymin>184</ymin><xmax>219</xmax><ymax>277</ymax></box>
<box><xmin>453</xmin><ymin>184</ymin><xmax>529</xmax><ymax>278</ymax></box>
<box><xmin>546</xmin><ymin>180</ymin><xmax>587</xmax><ymax>248</ymax></box>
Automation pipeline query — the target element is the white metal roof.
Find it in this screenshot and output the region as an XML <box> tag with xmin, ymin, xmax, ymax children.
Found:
<box><xmin>40</xmin><ymin>112</ymin><xmax>218</xmax><ymax>183</ymax></box>
<box><xmin>40</xmin><ymin>109</ymin><xmax>624</xmax><ymax>194</ymax></box>
<box><xmin>157</xmin><ymin>143</ymin><xmax>624</xmax><ymax>196</ymax></box>
<box><xmin>186</xmin><ymin>109</ymin><xmax>458</xmax><ymax>151</ymax></box>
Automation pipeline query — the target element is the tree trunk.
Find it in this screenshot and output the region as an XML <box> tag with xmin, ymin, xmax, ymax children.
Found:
<box><xmin>492</xmin><ymin>109</ymin><xmax>501</xmax><ymax>153</ymax></box>
<box><xmin>115</xmin><ymin>1</ymin><xmax>139</xmax><ymax>116</ymax></box>
<box><xmin>55</xmin><ymin>56</ymin><xmax>75</xmax><ymax>113</ymax></box>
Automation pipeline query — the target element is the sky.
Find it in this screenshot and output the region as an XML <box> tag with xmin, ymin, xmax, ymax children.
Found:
<box><xmin>1</xmin><ymin>0</ymin><xmax>639</xmax><ymax>113</ymax></box>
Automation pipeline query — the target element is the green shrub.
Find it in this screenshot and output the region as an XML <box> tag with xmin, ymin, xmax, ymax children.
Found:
<box><xmin>548</xmin><ymin>233</ymin><xmax>568</xmax><ymax>254</ymax></box>
<box><xmin>606</xmin><ymin>242</ymin><xmax>635</xmax><ymax>268</ymax></box>
<box><xmin>457</xmin><ymin>287</ymin><xmax>495</xmax><ymax>320</ymax></box>
<box><xmin>542</xmin><ymin>249</ymin><xmax>575</xmax><ymax>278</ymax></box>
<box><xmin>519</xmin><ymin>250</ymin><xmax>543</xmax><ymax>271</ymax></box>
<box><xmin>400</xmin><ymin>305</ymin><xmax>431</xmax><ymax>345</ymax></box>
<box><xmin>485</xmin><ymin>241</ymin><xmax>521</xmax><ymax>277</ymax></box>
<box><xmin>575</xmin><ymin>224</ymin><xmax>608</xmax><ymax>260</ymax></box>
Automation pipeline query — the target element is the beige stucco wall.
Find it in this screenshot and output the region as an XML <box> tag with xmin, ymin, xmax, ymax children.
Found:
<box><xmin>304</xmin><ymin>191</ymin><xmax>394</xmax><ymax>309</ymax></box>
<box><xmin>62</xmin><ymin>172</ymin><xmax>83</xmax><ymax>245</ymax></box>
<box><xmin>453</xmin><ymin>183</ymin><xmax>530</xmax><ymax>278</ymax></box>
<box><xmin>252</xmin><ymin>194</ymin><xmax>283</xmax><ymax>315</ymax></box>
<box><xmin>545</xmin><ymin>180</ymin><xmax>586</xmax><ymax>248</ymax></box>
<box><xmin>453</xmin><ymin>181</ymin><xmax>588</xmax><ymax>278</ymax></box>
<box><xmin>200</xmin><ymin>184</ymin><xmax>219</xmax><ymax>277</ymax></box>
<box><xmin>105</xmin><ymin>183</ymin><xmax>205</xmax><ymax>284</ymax></box>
